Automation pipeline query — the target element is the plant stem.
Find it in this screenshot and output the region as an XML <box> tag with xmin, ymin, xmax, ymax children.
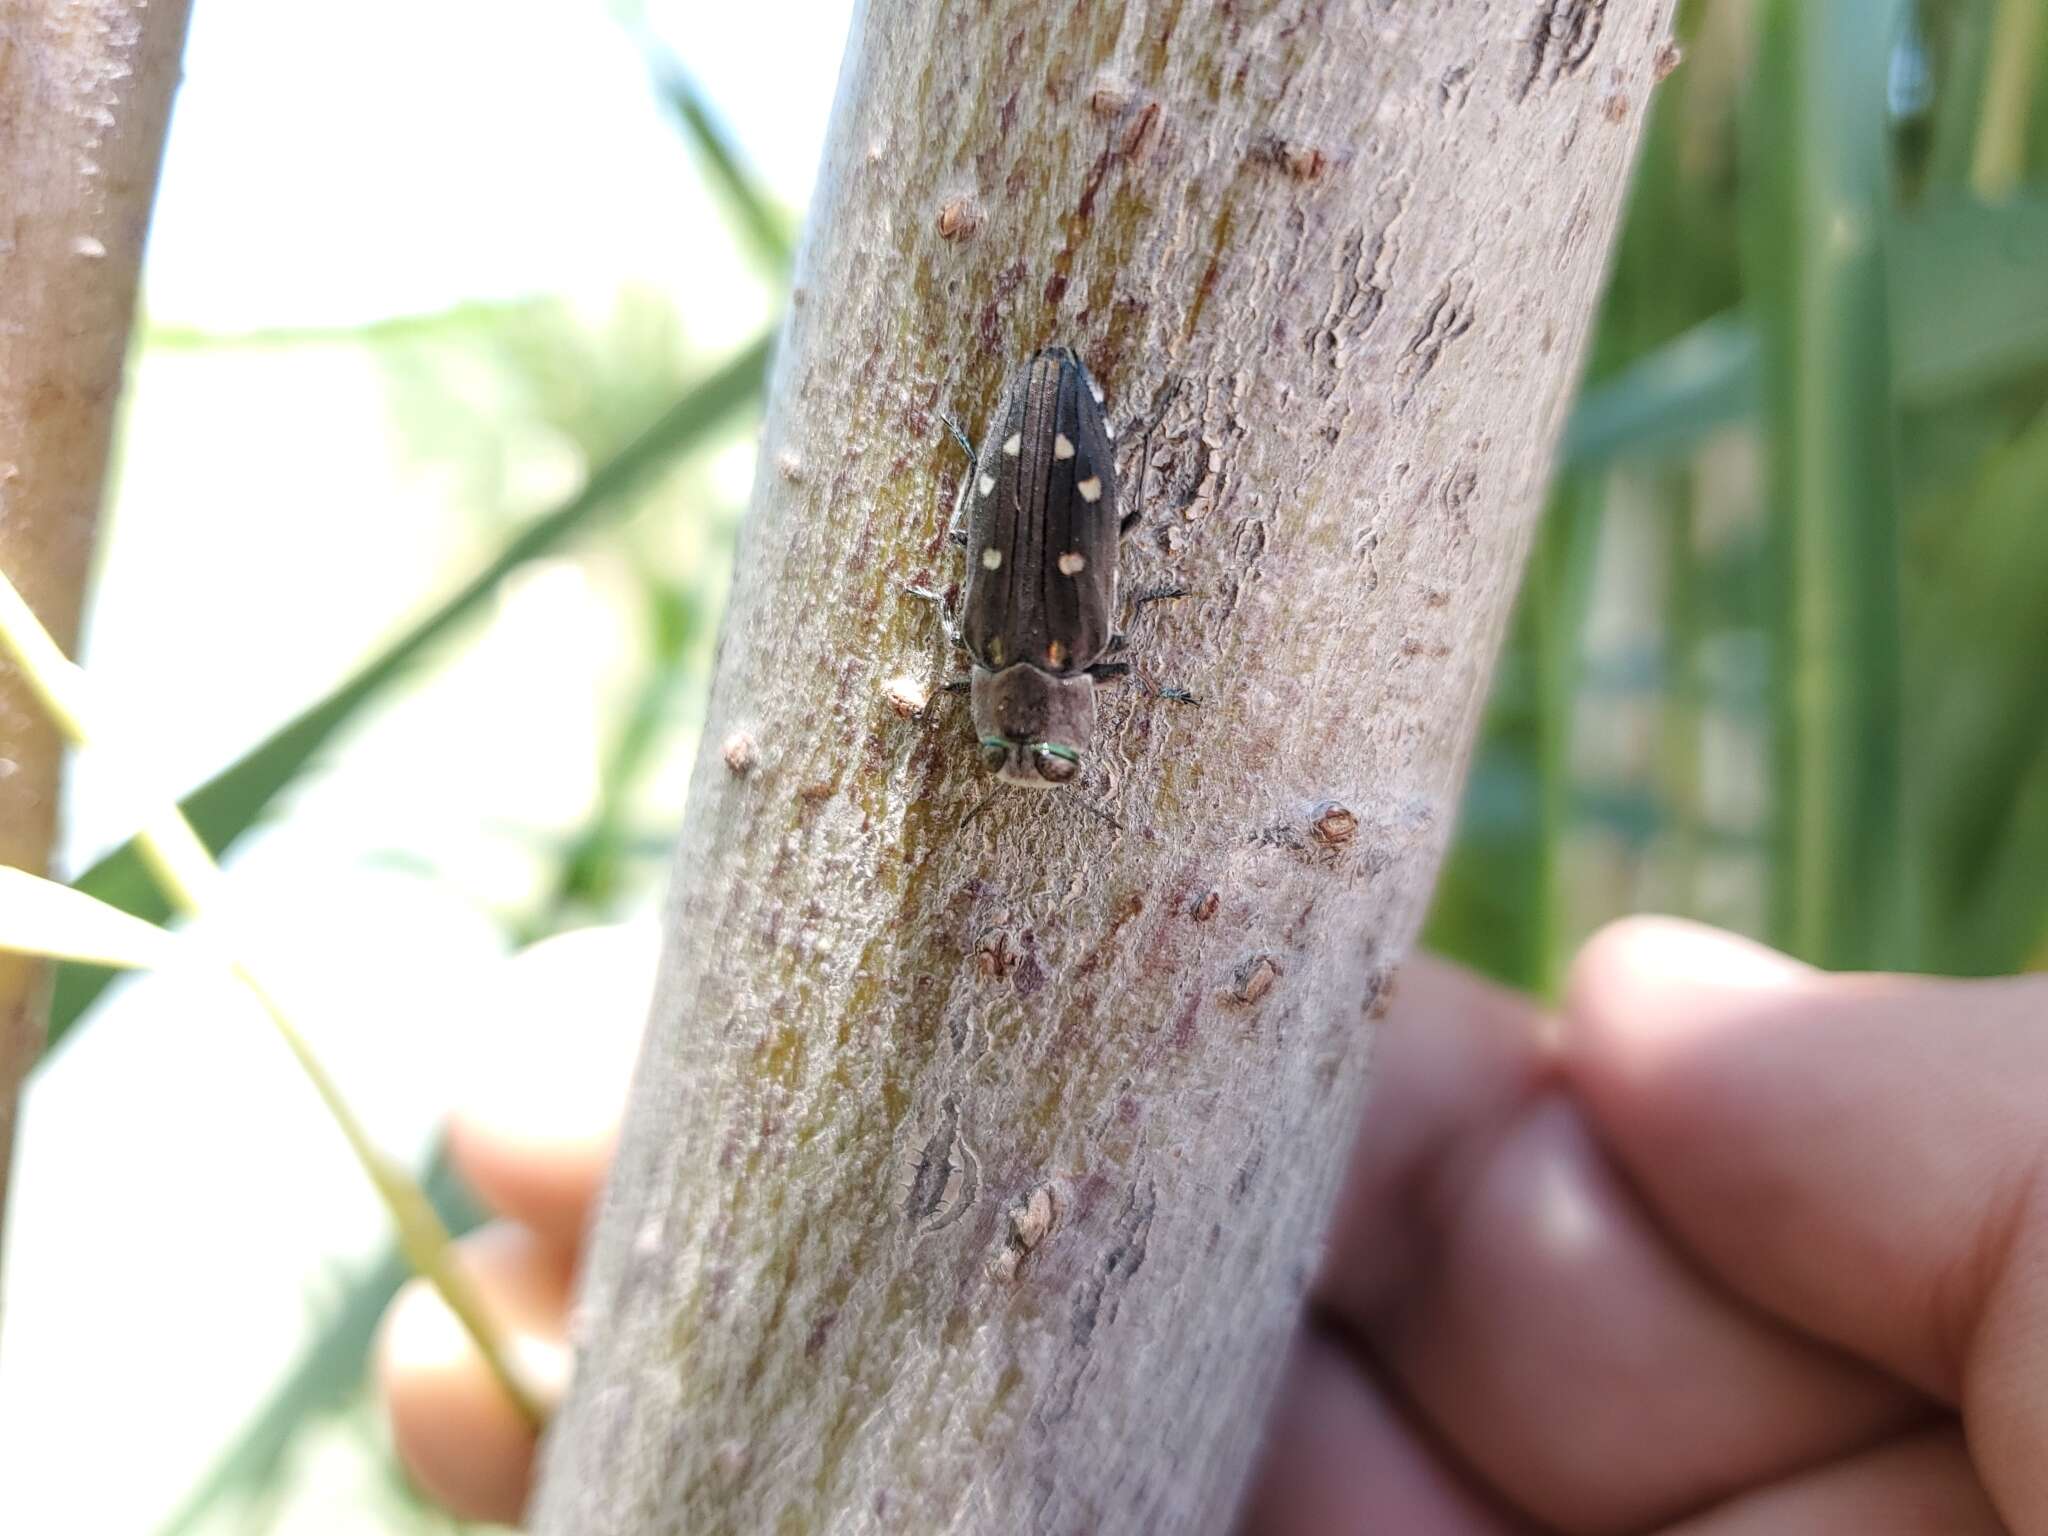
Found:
<box><xmin>1747</xmin><ymin>0</ymin><xmax>1909</xmax><ymax>968</ymax></box>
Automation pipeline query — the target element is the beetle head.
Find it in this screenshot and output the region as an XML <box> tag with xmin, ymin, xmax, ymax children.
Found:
<box><xmin>970</xmin><ymin>665</ymin><xmax>1095</xmax><ymax>789</ymax></box>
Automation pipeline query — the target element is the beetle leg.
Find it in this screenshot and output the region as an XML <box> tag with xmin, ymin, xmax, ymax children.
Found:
<box><xmin>1114</xmin><ymin>377</ymin><xmax>1182</xmax><ymax>536</ymax></box>
<box><xmin>904</xmin><ymin>582</ymin><xmax>966</xmax><ymax>650</ymax></box>
<box><xmin>1131</xmin><ymin>584</ymin><xmax>1189</xmax><ymax>612</ymax></box>
<box><xmin>939</xmin><ymin>411</ymin><xmax>976</xmax><ymax>463</ymax></box>
<box><xmin>1115</xmin><ymin>375</ymin><xmax>1182</xmax><ymax>446</ymax></box>
<box><xmin>936</xmin><ymin>413</ymin><xmax>979</xmax><ymax>547</ymax></box>
<box><xmin>1106</xmin><ymin>667</ymin><xmax>1194</xmax><ymax>702</ymax></box>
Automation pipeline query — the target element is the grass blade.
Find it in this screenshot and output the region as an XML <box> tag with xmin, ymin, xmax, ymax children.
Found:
<box><xmin>1923</xmin><ymin>0</ymin><xmax>1995</xmax><ymax>189</ymax></box>
<box><xmin>0</xmin><ymin>866</ymin><xmax>180</xmax><ymax>971</ymax></box>
<box><xmin>1747</xmin><ymin>0</ymin><xmax>1910</xmax><ymax>968</ymax></box>
<box><xmin>651</xmin><ymin>54</ymin><xmax>795</xmax><ymax>274</ymax></box>
<box><xmin>1972</xmin><ymin>0</ymin><xmax>2047</xmax><ymax>197</ymax></box>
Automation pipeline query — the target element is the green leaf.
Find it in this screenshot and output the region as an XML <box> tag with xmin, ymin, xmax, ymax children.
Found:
<box><xmin>45</xmin><ymin>334</ymin><xmax>772</xmax><ymax>1054</ymax></box>
<box><xmin>0</xmin><ymin>866</ymin><xmax>180</xmax><ymax>971</ymax></box>
<box><xmin>1909</xmin><ymin>400</ymin><xmax>2048</xmax><ymax>972</ymax></box>
<box><xmin>1561</xmin><ymin>313</ymin><xmax>1757</xmax><ymax>471</ymax></box>
<box><xmin>1554</xmin><ymin>195</ymin><xmax>2048</xmax><ymax>474</ymax></box>
<box><xmin>1891</xmin><ymin>194</ymin><xmax>2048</xmax><ymax>402</ymax></box>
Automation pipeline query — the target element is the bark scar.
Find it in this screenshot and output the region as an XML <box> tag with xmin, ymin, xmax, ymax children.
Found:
<box><xmin>1070</xmin><ymin>1179</ymin><xmax>1156</xmax><ymax>1347</ymax></box>
<box><xmin>905</xmin><ymin>1096</ymin><xmax>980</xmax><ymax>1233</ymax></box>
<box><xmin>1309</xmin><ymin>177</ymin><xmax>1409</xmax><ymax>398</ymax></box>
<box><xmin>1397</xmin><ymin>278</ymin><xmax>1476</xmax><ymax>406</ymax></box>
<box><xmin>1517</xmin><ymin>0</ymin><xmax>1608</xmax><ymax>100</ymax></box>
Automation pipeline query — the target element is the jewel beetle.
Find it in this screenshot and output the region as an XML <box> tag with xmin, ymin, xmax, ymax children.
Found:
<box><xmin>951</xmin><ymin>345</ymin><xmax>1135</xmax><ymax>789</ymax></box>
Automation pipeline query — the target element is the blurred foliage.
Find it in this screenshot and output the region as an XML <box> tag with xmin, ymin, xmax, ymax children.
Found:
<box><xmin>154</xmin><ymin>1146</ymin><xmax>483</xmax><ymax>1536</ymax></box>
<box><xmin>113</xmin><ymin>64</ymin><xmax>785</xmax><ymax>1536</ymax></box>
<box><xmin>26</xmin><ymin>1</ymin><xmax>2046</xmax><ymax>1529</ymax></box>
<box><xmin>1428</xmin><ymin>0</ymin><xmax>2048</xmax><ymax>986</ymax></box>
<box><xmin>45</xmin><ymin>322</ymin><xmax>769</xmax><ymax>1044</ymax></box>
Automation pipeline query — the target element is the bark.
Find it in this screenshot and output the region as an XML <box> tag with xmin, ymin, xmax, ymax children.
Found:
<box><xmin>533</xmin><ymin>2</ymin><xmax>1676</xmax><ymax>1531</ymax></box>
<box><xmin>0</xmin><ymin>1</ymin><xmax>193</xmax><ymax>1299</ymax></box>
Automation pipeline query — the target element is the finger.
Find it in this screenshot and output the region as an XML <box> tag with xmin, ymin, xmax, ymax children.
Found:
<box><xmin>1236</xmin><ymin>1324</ymin><xmax>1535</xmax><ymax>1536</ymax></box>
<box><xmin>1652</xmin><ymin>1425</ymin><xmax>2003</xmax><ymax>1535</ymax></box>
<box><xmin>1314</xmin><ymin>956</ymin><xmax>1555</xmax><ymax>1306</ymax></box>
<box><xmin>376</xmin><ymin>1222</ymin><xmax>576</xmax><ymax>1524</ymax></box>
<box><xmin>447</xmin><ymin>922</ymin><xmax>658</xmax><ymax>1249</ymax></box>
<box><xmin>1318</xmin><ymin>955</ymin><xmax>1913</xmax><ymax>1534</ymax></box>
<box><xmin>1565</xmin><ymin>916</ymin><xmax>2048</xmax><ymax>1529</ymax></box>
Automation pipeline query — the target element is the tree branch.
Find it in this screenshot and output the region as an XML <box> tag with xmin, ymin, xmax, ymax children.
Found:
<box><xmin>533</xmin><ymin>2</ymin><xmax>1677</xmax><ymax>1530</ymax></box>
<box><xmin>0</xmin><ymin>0</ymin><xmax>194</xmax><ymax>1308</ymax></box>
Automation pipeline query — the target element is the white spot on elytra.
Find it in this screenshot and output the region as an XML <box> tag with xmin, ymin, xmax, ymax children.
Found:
<box><xmin>1058</xmin><ymin>551</ymin><xmax>1086</xmax><ymax>575</ymax></box>
<box><xmin>1002</xmin><ymin>433</ymin><xmax>1021</xmax><ymax>456</ymax></box>
<box><xmin>71</xmin><ymin>235</ymin><xmax>106</xmax><ymax>259</ymax></box>
<box><xmin>982</xmin><ymin>547</ymin><xmax>1003</xmax><ymax>569</ymax></box>
<box><xmin>978</xmin><ymin>473</ymin><xmax>996</xmax><ymax>496</ymax></box>
<box><xmin>1088</xmin><ymin>377</ymin><xmax>1104</xmax><ymax>405</ymax></box>
<box><xmin>1105</xmin><ymin>419</ymin><xmax>1117</xmax><ymax>439</ymax></box>
<box><xmin>1077</xmin><ymin>475</ymin><xmax>1103</xmax><ymax>503</ymax></box>
<box><xmin>1053</xmin><ymin>433</ymin><xmax>1075</xmax><ymax>460</ymax></box>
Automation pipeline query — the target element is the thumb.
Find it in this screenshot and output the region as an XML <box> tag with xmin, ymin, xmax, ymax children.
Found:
<box><xmin>1561</xmin><ymin>918</ymin><xmax>2048</xmax><ymax>1528</ymax></box>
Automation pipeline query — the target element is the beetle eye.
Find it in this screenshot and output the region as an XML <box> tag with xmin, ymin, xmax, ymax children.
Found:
<box><xmin>1034</xmin><ymin>746</ymin><xmax>1081</xmax><ymax>784</ymax></box>
<box><xmin>981</xmin><ymin>740</ymin><xmax>1010</xmax><ymax>773</ymax></box>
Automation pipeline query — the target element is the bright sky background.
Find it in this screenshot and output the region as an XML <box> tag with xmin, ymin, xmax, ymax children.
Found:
<box><xmin>148</xmin><ymin>0</ymin><xmax>849</xmax><ymax>330</ymax></box>
<box><xmin>1</xmin><ymin>3</ymin><xmax>852</xmax><ymax>1530</ymax></box>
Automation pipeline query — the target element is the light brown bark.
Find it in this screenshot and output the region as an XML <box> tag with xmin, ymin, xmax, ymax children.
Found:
<box><xmin>0</xmin><ymin>1</ymin><xmax>192</xmax><ymax>1278</ymax></box>
<box><xmin>533</xmin><ymin>2</ymin><xmax>1676</xmax><ymax>1531</ymax></box>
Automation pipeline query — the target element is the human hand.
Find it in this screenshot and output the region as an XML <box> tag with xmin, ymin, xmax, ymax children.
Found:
<box><xmin>378</xmin><ymin>919</ymin><xmax>2048</xmax><ymax>1531</ymax></box>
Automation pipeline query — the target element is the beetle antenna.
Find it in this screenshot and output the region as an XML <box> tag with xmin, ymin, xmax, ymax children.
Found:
<box><xmin>939</xmin><ymin>412</ymin><xmax>976</xmax><ymax>462</ymax></box>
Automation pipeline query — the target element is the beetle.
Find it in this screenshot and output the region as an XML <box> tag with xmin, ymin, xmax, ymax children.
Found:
<box><xmin>910</xmin><ymin>345</ymin><xmax>1186</xmax><ymax>808</ymax></box>
<box><xmin>948</xmin><ymin>345</ymin><xmax>1137</xmax><ymax>789</ymax></box>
